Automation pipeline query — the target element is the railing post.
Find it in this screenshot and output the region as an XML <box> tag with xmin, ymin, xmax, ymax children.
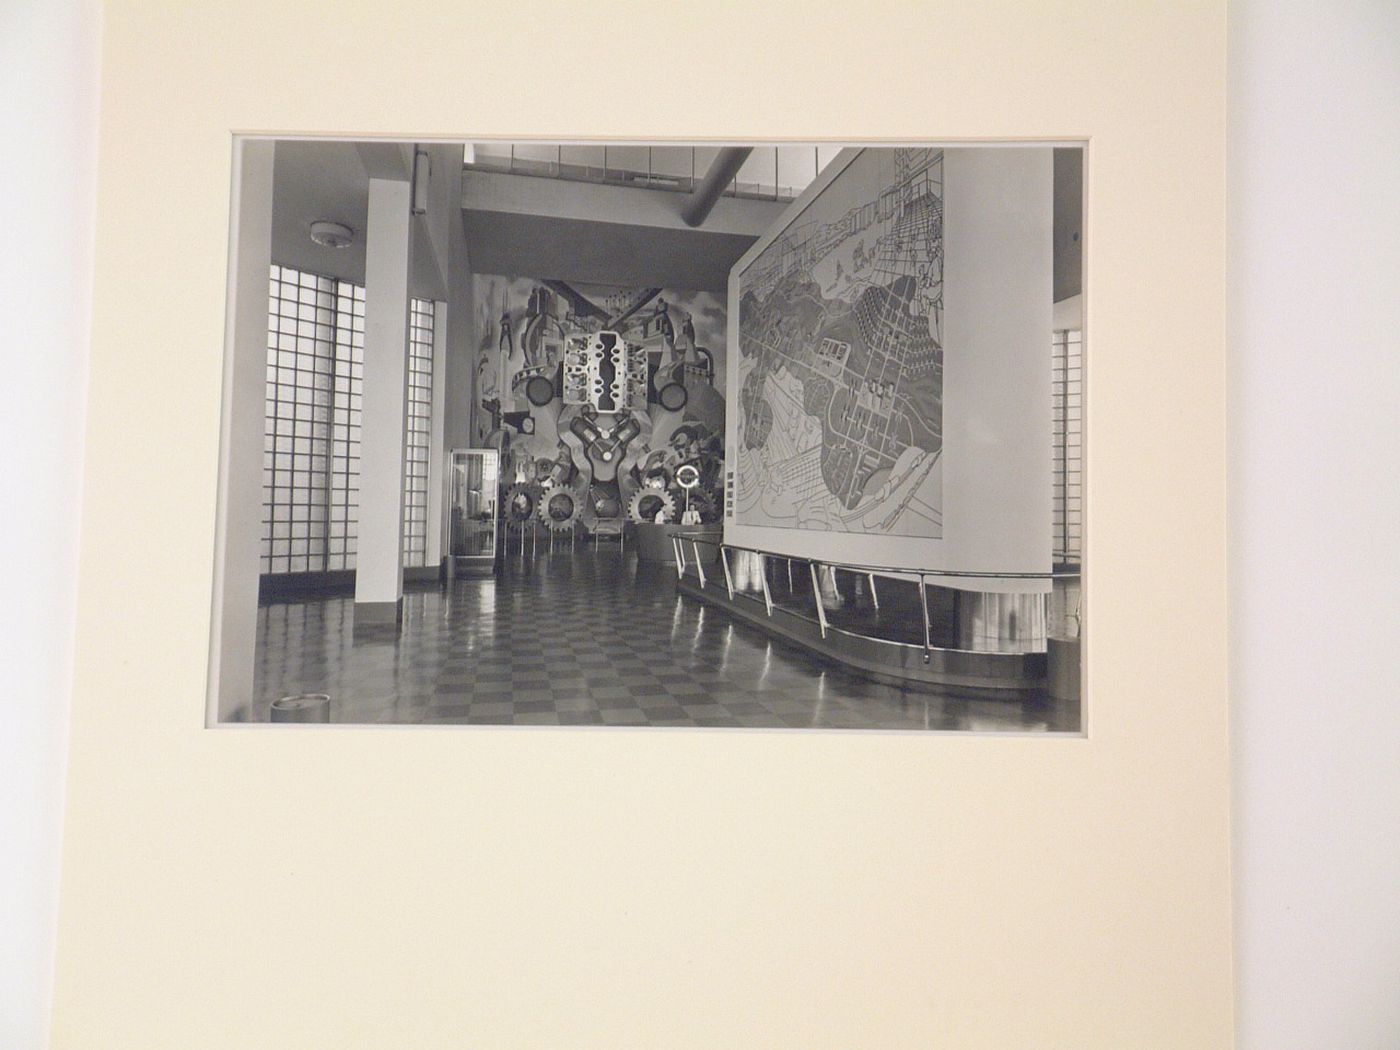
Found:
<box><xmin>673</xmin><ymin>535</ymin><xmax>686</xmax><ymax>578</ymax></box>
<box><xmin>720</xmin><ymin>545</ymin><xmax>735</xmax><ymax>599</ymax></box>
<box><xmin>757</xmin><ymin>552</ymin><xmax>773</xmax><ymax>616</ymax></box>
<box><xmin>692</xmin><ymin>538</ymin><xmax>706</xmax><ymax>588</ymax></box>
<box><xmin>918</xmin><ymin>573</ymin><xmax>931</xmax><ymax>663</ymax></box>
<box><xmin>868</xmin><ymin>572</ymin><xmax>879</xmax><ymax>610</ymax></box>
<box><xmin>809</xmin><ymin>560</ymin><xmax>829</xmax><ymax>639</ymax></box>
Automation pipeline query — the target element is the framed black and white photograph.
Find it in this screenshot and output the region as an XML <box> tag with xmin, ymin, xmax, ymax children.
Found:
<box><xmin>210</xmin><ymin>138</ymin><xmax>1084</xmax><ymax>732</ymax></box>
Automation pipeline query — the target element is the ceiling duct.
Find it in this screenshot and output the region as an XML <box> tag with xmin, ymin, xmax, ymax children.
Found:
<box><xmin>680</xmin><ymin>147</ymin><xmax>752</xmax><ymax>228</ymax></box>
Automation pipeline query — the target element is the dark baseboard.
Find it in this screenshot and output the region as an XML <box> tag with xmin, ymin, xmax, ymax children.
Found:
<box><xmin>404</xmin><ymin>564</ymin><xmax>444</xmax><ymax>585</ymax></box>
<box><xmin>260</xmin><ymin>561</ymin><xmax>446</xmax><ymax>603</ymax></box>
<box><xmin>353</xmin><ymin>598</ymin><xmax>404</xmax><ymax>626</ymax></box>
<box><xmin>259</xmin><ymin>570</ymin><xmax>356</xmax><ymax>602</ymax></box>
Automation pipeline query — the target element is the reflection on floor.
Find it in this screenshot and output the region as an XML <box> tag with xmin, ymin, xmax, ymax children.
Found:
<box><xmin>252</xmin><ymin>549</ymin><xmax>1079</xmax><ymax>732</ymax></box>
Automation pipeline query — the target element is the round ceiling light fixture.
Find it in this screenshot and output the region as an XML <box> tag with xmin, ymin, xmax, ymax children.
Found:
<box><xmin>309</xmin><ymin>220</ymin><xmax>354</xmax><ymax>249</ymax></box>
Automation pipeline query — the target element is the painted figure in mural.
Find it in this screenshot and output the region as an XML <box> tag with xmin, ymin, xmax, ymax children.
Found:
<box><xmin>668</xmin><ymin>423</ymin><xmax>719</xmax><ymax>461</ymax></box>
<box><xmin>527</xmin><ymin>285</ymin><xmax>553</xmax><ymax>319</ymax></box>
<box><xmin>667</xmin><ymin>422</ymin><xmax>724</xmax><ymax>496</ymax></box>
<box><xmin>480</xmin><ymin>396</ymin><xmax>502</xmax><ymax>435</ymax></box>
<box><xmin>681</xmin><ymin>313</ymin><xmax>696</xmax><ymax>349</ymax></box>
<box><xmin>478</xmin><ymin>348</ymin><xmax>496</xmax><ymax>389</ymax></box>
<box><xmin>521</xmin><ymin>313</ymin><xmax>563</xmax><ymax>369</ymax></box>
<box><xmin>668</xmin><ymin>426</ymin><xmax>697</xmax><ymax>462</ymax></box>
<box><xmin>541</xmin><ymin>441</ymin><xmax>576</xmax><ymax>489</ymax></box>
<box><xmin>498</xmin><ymin>310</ymin><xmax>513</xmax><ymax>354</ymax></box>
<box><xmin>480</xmin><ymin>397</ymin><xmax>511</xmax><ymax>466</ymax></box>
<box><xmin>474</xmin><ymin>352</ymin><xmax>494</xmax><ymax>442</ymax></box>
<box><xmin>635</xmin><ymin>447</ymin><xmax>674</xmax><ymax>490</ymax></box>
<box><xmin>521</xmin><ymin>286</ymin><xmax>567</xmax><ymax>369</ymax></box>
<box><xmin>653</xmin><ymin>297</ymin><xmax>674</xmax><ymax>351</ymax></box>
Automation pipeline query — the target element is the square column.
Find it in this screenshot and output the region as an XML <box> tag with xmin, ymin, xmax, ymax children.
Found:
<box><xmin>354</xmin><ymin>177</ymin><xmax>413</xmax><ymax>629</ymax></box>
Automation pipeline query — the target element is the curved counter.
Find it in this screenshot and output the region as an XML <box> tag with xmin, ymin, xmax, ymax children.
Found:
<box><xmin>671</xmin><ymin>533</ymin><xmax>1079</xmax><ymax>697</ymax></box>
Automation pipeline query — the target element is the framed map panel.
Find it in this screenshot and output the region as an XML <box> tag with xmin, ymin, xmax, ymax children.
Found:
<box><xmin>727</xmin><ymin>147</ymin><xmax>1054</xmax><ymax>585</ymax></box>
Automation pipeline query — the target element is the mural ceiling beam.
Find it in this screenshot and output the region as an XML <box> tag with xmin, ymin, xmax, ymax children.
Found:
<box><xmin>681</xmin><ymin>147</ymin><xmax>753</xmax><ymax>228</ymax></box>
<box><xmin>542</xmin><ymin>279</ymin><xmax>609</xmax><ymax>321</ymax></box>
<box><xmin>605</xmin><ymin>287</ymin><xmax>662</xmax><ymax>327</ymax></box>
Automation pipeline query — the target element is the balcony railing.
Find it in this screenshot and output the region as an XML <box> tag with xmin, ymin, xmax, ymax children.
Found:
<box><xmin>463</xmin><ymin>144</ymin><xmax>834</xmax><ymax>204</ymax></box>
<box><xmin>669</xmin><ymin>532</ymin><xmax>1081</xmax><ymax>665</ymax></box>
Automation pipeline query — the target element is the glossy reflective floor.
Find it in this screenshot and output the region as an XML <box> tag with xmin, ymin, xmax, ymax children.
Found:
<box><xmin>251</xmin><ymin>549</ymin><xmax>1079</xmax><ymax>731</ymax></box>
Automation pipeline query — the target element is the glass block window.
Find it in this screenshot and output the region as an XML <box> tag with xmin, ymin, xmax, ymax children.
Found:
<box><xmin>1052</xmin><ymin>328</ymin><xmax>1083</xmax><ymax>565</ymax></box>
<box><xmin>402</xmin><ymin>299</ymin><xmax>435</xmax><ymax>567</ymax></box>
<box><xmin>263</xmin><ymin>266</ymin><xmax>336</xmax><ymax>575</ymax></box>
<box><xmin>262</xmin><ymin>264</ymin><xmax>434</xmax><ymax>576</ymax></box>
<box><xmin>328</xmin><ymin>282</ymin><xmax>365</xmax><ymax>570</ymax></box>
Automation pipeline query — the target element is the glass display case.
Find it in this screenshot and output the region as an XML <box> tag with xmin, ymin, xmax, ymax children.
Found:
<box><xmin>448</xmin><ymin>448</ymin><xmax>499</xmax><ymax>575</ymax></box>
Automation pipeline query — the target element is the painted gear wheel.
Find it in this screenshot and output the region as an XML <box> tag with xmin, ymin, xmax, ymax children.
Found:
<box><xmin>503</xmin><ymin>483</ymin><xmax>538</xmax><ymax>526</ymax></box>
<box><xmin>628</xmin><ymin>487</ymin><xmax>677</xmax><ymax>524</ymax></box>
<box><xmin>537</xmin><ymin>487</ymin><xmax>582</xmax><ymax>532</ymax></box>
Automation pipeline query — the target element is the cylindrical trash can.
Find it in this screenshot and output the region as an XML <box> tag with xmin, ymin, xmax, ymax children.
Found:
<box><xmin>270</xmin><ymin>693</ymin><xmax>331</xmax><ymax>723</ymax></box>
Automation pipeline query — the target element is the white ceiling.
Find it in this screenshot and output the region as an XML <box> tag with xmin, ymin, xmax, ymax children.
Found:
<box><xmin>269</xmin><ymin>141</ymin><xmax>1082</xmax><ymax>302</ymax></box>
<box><xmin>270</xmin><ymin>140</ymin><xmax>787</xmax><ymax>297</ymax></box>
<box><xmin>457</xmin><ymin>166</ymin><xmax>786</xmax><ymax>290</ymax></box>
<box><xmin>460</xmin><ymin>210</ymin><xmax>761</xmax><ymax>291</ymax></box>
<box><xmin>270</xmin><ymin>140</ymin><xmax>448</xmax><ymax>300</ymax></box>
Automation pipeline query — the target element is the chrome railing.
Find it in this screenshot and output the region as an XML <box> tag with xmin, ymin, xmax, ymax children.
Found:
<box><xmin>669</xmin><ymin>531</ymin><xmax>1080</xmax><ymax>662</ymax></box>
<box><xmin>463</xmin><ymin>145</ymin><xmax>816</xmax><ymax>203</ymax></box>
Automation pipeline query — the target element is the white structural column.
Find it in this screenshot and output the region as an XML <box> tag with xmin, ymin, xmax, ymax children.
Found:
<box><xmin>426</xmin><ymin>299</ymin><xmax>448</xmax><ymax>567</ymax></box>
<box><xmin>354</xmin><ymin>177</ymin><xmax>414</xmax><ymax>627</ymax></box>
<box><xmin>209</xmin><ymin>139</ymin><xmax>274</xmax><ymax>721</ymax></box>
<box><xmin>443</xmin><ymin>166</ymin><xmax>475</xmax><ymax>454</ymax></box>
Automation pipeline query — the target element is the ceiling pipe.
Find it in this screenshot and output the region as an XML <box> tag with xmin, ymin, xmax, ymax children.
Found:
<box><xmin>681</xmin><ymin>146</ymin><xmax>752</xmax><ymax>228</ymax></box>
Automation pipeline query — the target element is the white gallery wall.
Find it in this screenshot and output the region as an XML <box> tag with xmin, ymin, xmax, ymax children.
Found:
<box><xmin>0</xmin><ymin>1</ymin><xmax>99</xmax><ymax>1047</ymax></box>
<box><xmin>1228</xmin><ymin>1</ymin><xmax>1400</xmax><ymax>1046</ymax></box>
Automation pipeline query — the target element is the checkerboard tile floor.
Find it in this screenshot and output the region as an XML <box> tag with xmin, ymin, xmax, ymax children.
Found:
<box><xmin>250</xmin><ymin>550</ymin><xmax>1077</xmax><ymax>732</ymax></box>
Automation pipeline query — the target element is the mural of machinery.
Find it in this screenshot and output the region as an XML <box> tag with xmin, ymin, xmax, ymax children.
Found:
<box><xmin>502</xmin><ymin>482</ymin><xmax>538</xmax><ymax>527</ymax></box>
<box><xmin>473</xmin><ymin>275</ymin><xmax>728</xmax><ymax>536</ymax></box>
<box><xmin>537</xmin><ymin>486</ymin><xmax>582</xmax><ymax>532</ymax></box>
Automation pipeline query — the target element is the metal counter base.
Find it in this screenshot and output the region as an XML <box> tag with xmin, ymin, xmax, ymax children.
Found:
<box><xmin>677</xmin><ymin>574</ymin><xmax>1048</xmax><ymax>697</ymax></box>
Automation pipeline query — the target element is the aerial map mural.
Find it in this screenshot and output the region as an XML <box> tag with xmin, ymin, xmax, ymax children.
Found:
<box><xmin>734</xmin><ymin>148</ymin><xmax>944</xmax><ymax>537</ymax></box>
